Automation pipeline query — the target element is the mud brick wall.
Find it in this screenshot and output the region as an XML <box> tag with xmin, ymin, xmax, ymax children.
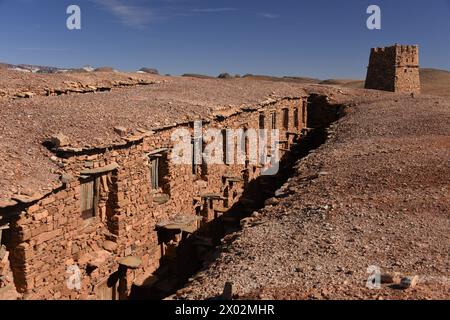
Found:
<box><xmin>365</xmin><ymin>45</ymin><xmax>420</xmax><ymax>94</ymax></box>
<box><xmin>2</xmin><ymin>96</ymin><xmax>307</xmax><ymax>300</ymax></box>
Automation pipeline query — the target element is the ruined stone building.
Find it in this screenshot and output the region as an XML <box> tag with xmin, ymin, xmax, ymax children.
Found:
<box><xmin>365</xmin><ymin>44</ymin><xmax>421</xmax><ymax>94</ymax></box>
<box><xmin>0</xmin><ymin>72</ymin><xmax>321</xmax><ymax>300</ymax></box>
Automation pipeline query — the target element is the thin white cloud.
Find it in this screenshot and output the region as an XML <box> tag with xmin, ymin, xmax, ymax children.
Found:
<box><xmin>18</xmin><ymin>47</ymin><xmax>68</xmax><ymax>52</ymax></box>
<box><xmin>93</xmin><ymin>0</ymin><xmax>153</xmax><ymax>28</ymax></box>
<box><xmin>258</xmin><ymin>12</ymin><xmax>280</xmax><ymax>19</ymax></box>
<box><xmin>191</xmin><ymin>8</ymin><xmax>236</xmax><ymax>13</ymax></box>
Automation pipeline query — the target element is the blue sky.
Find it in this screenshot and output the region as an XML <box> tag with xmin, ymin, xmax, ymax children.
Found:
<box><xmin>0</xmin><ymin>0</ymin><xmax>449</xmax><ymax>79</ymax></box>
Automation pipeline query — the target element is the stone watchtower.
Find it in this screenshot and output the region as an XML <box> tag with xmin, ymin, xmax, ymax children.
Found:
<box><xmin>365</xmin><ymin>44</ymin><xmax>421</xmax><ymax>94</ymax></box>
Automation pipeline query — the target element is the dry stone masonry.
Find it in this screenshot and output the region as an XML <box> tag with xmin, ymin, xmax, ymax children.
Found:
<box><xmin>0</xmin><ymin>92</ymin><xmax>309</xmax><ymax>300</ymax></box>
<box><xmin>365</xmin><ymin>44</ymin><xmax>421</xmax><ymax>94</ymax></box>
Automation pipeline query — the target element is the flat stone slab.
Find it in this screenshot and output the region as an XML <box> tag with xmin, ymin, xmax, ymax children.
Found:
<box><xmin>199</xmin><ymin>193</ymin><xmax>226</xmax><ymax>200</ymax></box>
<box><xmin>156</xmin><ymin>214</ymin><xmax>202</xmax><ymax>233</ymax></box>
<box><xmin>118</xmin><ymin>256</ymin><xmax>142</xmax><ymax>269</ymax></box>
<box><xmin>223</xmin><ymin>175</ymin><xmax>244</xmax><ymax>183</ymax></box>
<box><xmin>153</xmin><ymin>194</ymin><xmax>170</xmax><ymax>205</ymax></box>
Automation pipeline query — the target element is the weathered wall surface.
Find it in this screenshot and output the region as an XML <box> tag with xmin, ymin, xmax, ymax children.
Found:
<box><xmin>1</xmin><ymin>96</ymin><xmax>307</xmax><ymax>300</ymax></box>
<box><xmin>365</xmin><ymin>45</ymin><xmax>421</xmax><ymax>94</ymax></box>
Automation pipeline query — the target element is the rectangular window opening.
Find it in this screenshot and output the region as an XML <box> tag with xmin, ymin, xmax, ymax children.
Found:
<box><xmin>147</xmin><ymin>150</ymin><xmax>170</xmax><ymax>195</ymax></box>
<box><xmin>0</xmin><ymin>223</ymin><xmax>10</xmax><ymax>248</ymax></box>
<box><xmin>222</xmin><ymin>129</ymin><xmax>230</xmax><ymax>165</ymax></box>
<box><xmin>191</xmin><ymin>137</ymin><xmax>203</xmax><ymax>177</ymax></box>
<box><xmin>259</xmin><ymin>113</ymin><xmax>265</xmax><ymax>130</ymax></box>
<box><xmin>149</xmin><ymin>156</ymin><xmax>160</xmax><ymax>190</ymax></box>
<box><xmin>282</xmin><ymin>108</ymin><xmax>289</xmax><ymax>130</ymax></box>
<box><xmin>271</xmin><ymin>112</ymin><xmax>277</xmax><ymax>130</ymax></box>
<box><xmin>302</xmin><ymin>101</ymin><xmax>307</xmax><ymax>125</ymax></box>
<box><xmin>81</xmin><ymin>178</ymin><xmax>99</xmax><ymax>220</ymax></box>
<box><xmin>294</xmin><ymin>107</ymin><xmax>299</xmax><ymax>129</ymax></box>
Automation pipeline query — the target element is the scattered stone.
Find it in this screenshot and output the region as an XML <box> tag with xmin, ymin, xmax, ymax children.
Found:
<box><xmin>60</xmin><ymin>174</ymin><xmax>73</xmax><ymax>185</ymax></box>
<box><xmin>114</xmin><ymin>126</ymin><xmax>128</xmax><ymax>137</ymax></box>
<box><xmin>240</xmin><ymin>217</ymin><xmax>254</xmax><ymax>228</ymax></box>
<box><xmin>264</xmin><ymin>197</ymin><xmax>279</xmax><ymax>206</ymax></box>
<box><xmin>275</xmin><ymin>189</ymin><xmax>289</xmax><ymax>198</ymax></box>
<box><xmin>49</xmin><ymin>133</ymin><xmax>70</xmax><ymax>148</ymax></box>
<box><xmin>15</xmin><ymin>91</ymin><xmax>35</xmax><ymax>98</ymax></box>
<box><xmin>102</xmin><ymin>240</ymin><xmax>118</xmax><ymax>253</ymax></box>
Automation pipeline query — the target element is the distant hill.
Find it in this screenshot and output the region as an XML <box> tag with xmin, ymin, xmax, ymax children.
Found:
<box><xmin>0</xmin><ymin>62</ymin><xmax>66</xmax><ymax>73</ymax></box>
<box><xmin>242</xmin><ymin>74</ymin><xmax>320</xmax><ymax>84</ymax></box>
<box><xmin>319</xmin><ymin>79</ymin><xmax>364</xmax><ymax>88</ymax></box>
<box><xmin>321</xmin><ymin>68</ymin><xmax>450</xmax><ymax>97</ymax></box>
<box><xmin>419</xmin><ymin>68</ymin><xmax>450</xmax><ymax>97</ymax></box>
<box><xmin>2</xmin><ymin>61</ymin><xmax>448</xmax><ymax>97</ymax></box>
<box><xmin>181</xmin><ymin>73</ymin><xmax>320</xmax><ymax>84</ymax></box>
<box><xmin>182</xmin><ymin>73</ymin><xmax>215</xmax><ymax>79</ymax></box>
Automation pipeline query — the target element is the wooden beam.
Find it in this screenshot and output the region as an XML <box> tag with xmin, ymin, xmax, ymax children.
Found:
<box><xmin>80</xmin><ymin>162</ymin><xmax>119</xmax><ymax>175</ymax></box>
<box><xmin>146</xmin><ymin>148</ymin><xmax>169</xmax><ymax>156</ymax></box>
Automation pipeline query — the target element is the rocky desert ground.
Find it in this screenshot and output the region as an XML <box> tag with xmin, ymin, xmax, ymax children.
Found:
<box><xmin>0</xmin><ymin>66</ymin><xmax>448</xmax><ymax>301</ymax></box>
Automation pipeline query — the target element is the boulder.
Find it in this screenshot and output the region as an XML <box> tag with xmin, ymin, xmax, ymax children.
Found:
<box><xmin>49</xmin><ymin>133</ymin><xmax>70</xmax><ymax>148</ymax></box>
<box><xmin>114</xmin><ymin>126</ymin><xmax>128</xmax><ymax>137</ymax></box>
